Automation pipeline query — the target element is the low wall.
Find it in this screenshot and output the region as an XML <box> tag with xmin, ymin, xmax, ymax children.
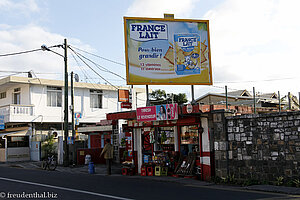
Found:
<box><xmin>7</xmin><ymin>147</ymin><xmax>30</xmax><ymax>162</ymax></box>
<box><xmin>214</xmin><ymin>111</ymin><xmax>300</xmax><ymax>182</ymax></box>
<box><xmin>0</xmin><ymin>149</ymin><xmax>5</xmax><ymax>162</ymax></box>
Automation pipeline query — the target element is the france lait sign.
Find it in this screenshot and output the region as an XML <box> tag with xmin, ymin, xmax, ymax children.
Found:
<box><xmin>124</xmin><ymin>17</ymin><xmax>212</xmax><ymax>85</ymax></box>
<box><xmin>137</xmin><ymin>103</ymin><xmax>178</xmax><ymax>122</ymax></box>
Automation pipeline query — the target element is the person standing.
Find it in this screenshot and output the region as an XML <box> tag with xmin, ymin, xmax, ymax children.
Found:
<box><xmin>100</xmin><ymin>138</ymin><xmax>114</xmax><ymax>175</ymax></box>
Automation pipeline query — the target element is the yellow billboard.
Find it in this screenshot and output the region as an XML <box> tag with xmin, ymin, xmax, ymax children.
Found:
<box><xmin>124</xmin><ymin>17</ymin><xmax>212</xmax><ymax>85</ymax></box>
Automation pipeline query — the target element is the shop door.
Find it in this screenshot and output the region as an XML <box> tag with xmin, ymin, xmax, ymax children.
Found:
<box><xmin>90</xmin><ymin>135</ymin><xmax>101</xmax><ymax>148</ymax></box>
<box><xmin>142</xmin><ymin>129</ymin><xmax>153</xmax><ymax>153</ymax></box>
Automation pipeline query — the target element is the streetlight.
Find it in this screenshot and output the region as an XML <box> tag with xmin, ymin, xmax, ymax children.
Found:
<box><xmin>41</xmin><ymin>39</ymin><xmax>69</xmax><ymax>166</ymax></box>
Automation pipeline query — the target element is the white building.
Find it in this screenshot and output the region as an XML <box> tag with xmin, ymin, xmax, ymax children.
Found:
<box><xmin>0</xmin><ymin>75</ymin><xmax>147</xmax><ymax>162</ymax></box>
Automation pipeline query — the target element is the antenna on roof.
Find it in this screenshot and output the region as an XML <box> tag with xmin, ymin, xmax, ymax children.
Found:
<box><xmin>74</xmin><ymin>73</ymin><xmax>79</xmax><ymax>82</ymax></box>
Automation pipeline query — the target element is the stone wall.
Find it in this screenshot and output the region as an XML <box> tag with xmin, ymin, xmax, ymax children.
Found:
<box><xmin>213</xmin><ymin>111</ymin><xmax>300</xmax><ymax>182</ymax></box>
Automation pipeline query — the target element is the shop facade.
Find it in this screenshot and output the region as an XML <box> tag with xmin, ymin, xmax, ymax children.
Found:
<box><xmin>76</xmin><ymin>120</ymin><xmax>115</xmax><ymax>165</ymax></box>
<box><xmin>107</xmin><ymin>104</ymin><xmax>213</xmax><ymax>180</ymax></box>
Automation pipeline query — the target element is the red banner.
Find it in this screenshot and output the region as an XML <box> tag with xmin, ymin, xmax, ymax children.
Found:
<box><xmin>137</xmin><ymin>103</ymin><xmax>178</xmax><ymax>122</ymax></box>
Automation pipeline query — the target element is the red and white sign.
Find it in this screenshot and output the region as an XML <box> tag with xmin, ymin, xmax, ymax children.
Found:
<box><xmin>186</xmin><ymin>104</ymin><xmax>193</xmax><ymax>113</ymax></box>
<box><xmin>137</xmin><ymin>103</ymin><xmax>178</xmax><ymax>122</ymax></box>
<box><xmin>137</xmin><ymin>106</ymin><xmax>157</xmax><ymax>121</ymax></box>
<box><xmin>121</xmin><ymin>102</ymin><xmax>132</xmax><ymax>109</ymax></box>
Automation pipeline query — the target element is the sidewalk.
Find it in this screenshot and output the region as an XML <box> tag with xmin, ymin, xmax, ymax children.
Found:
<box><xmin>1</xmin><ymin>161</ymin><xmax>300</xmax><ymax>195</ymax></box>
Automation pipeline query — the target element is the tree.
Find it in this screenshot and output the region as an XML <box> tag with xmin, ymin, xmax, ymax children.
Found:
<box><xmin>149</xmin><ymin>89</ymin><xmax>188</xmax><ymax>105</ymax></box>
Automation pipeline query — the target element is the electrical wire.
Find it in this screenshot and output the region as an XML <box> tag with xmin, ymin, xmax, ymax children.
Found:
<box><xmin>70</xmin><ymin>51</ymin><xmax>120</xmax><ymax>107</ymax></box>
<box><xmin>69</xmin><ymin>48</ymin><xmax>126</xmax><ymax>81</ymax></box>
<box><xmin>214</xmin><ymin>77</ymin><xmax>300</xmax><ymax>84</ymax></box>
<box><xmin>70</xmin><ymin>45</ymin><xmax>125</xmax><ymax>66</ymax></box>
<box><xmin>69</xmin><ymin>47</ymin><xmax>119</xmax><ymax>90</ymax></box>
<box><xmin>0</xmin><ymin>48</ymin><xmax>42</xmax><ymax>57</ymax></box>
<box><xmin>70</xmin><ymin>51</ymin><xmax>106</xmax><ymax>91</ymax></box>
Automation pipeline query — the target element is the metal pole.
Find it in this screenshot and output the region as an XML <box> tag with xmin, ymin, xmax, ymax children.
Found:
<box><xmin>225</xmin><ymin>85</ymin><xmax>228</xmax><ymax>109</ymax></box>
<box><xmin>191</xmin><ymin>85</ymin><xmax>195</xmax><ymax>104</ymax></box>
<box><xmin>288</xmin><ymin>92</ymin><xmax>291</xmax><ymax>110</ymax></box>
<box><xmin>64</xmin><ymin>38</ymin><xmax>69</xmax><ymax>166</ymax></box>
<box><xmin>253</xmin><ymin>87</ymin><xmax>256</xmax><ymax>114</ymax></box>
<box><xmin>278</xmin><ymin>91</ymin><xmax>281</xmax><ymax>112</ymax></box>
<box><xmin>71</xmin><ymin>71</ymin><xmax>75</xmax><ymax>165</ymax></box>
<box><xmin>298</xmin><ymin>92</ymin><xmax>300</xmax><ymax>110</ymax></box>
<box><xmin>146</xmin><ymin>85</ymin><xmax>150</xmax><ymax>106</ymax></box>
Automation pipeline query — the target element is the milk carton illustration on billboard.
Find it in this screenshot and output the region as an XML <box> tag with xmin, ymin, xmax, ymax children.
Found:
<box><xmin>174</xmin><ymin>34</ymin><xmax>201</xmax><ymax>75</ymax></box>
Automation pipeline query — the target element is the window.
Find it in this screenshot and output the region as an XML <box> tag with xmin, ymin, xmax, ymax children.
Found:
<box><xmin>0</xmin><ymin>92</ymin><xmax>6</xmax><ymax>99</ymax></box>
<box><xmin>7</xmin><ymin>136</ymin><xmax>29</xmax><ymax>148</ymax></box>
<box><xmin>90</xmin><ymin>89</ymin><xmax>103</xmax><ymax>108</ymax></box>
<box><xmin>13</xmin><ymin>88</ymin><xmax>21</xmax><ymax>104</ymax></box>
<box><xmin>47</xmin><ymin>86</ymin><xmax>62</xmax><ymax>107</ymax></box>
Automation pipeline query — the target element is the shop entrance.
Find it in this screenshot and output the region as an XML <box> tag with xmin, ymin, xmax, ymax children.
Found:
<box><xmin>180</xmin><ymin>125</ymin><xmax>200</xmax><ymax>155</ymax></box>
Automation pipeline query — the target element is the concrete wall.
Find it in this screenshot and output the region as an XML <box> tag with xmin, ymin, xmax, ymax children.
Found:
<box><xmin>213</xmin><ymin>110</ymin><xmax>300</xmax><ymax>182</ymax></box>
<box><xmin>0</xmin><ymin>149</ymin><xmax>5</xmax><ymax>162</ymax></box>
<box><xmin>7</xmin><ymin>147</ymin><xmax>30</xmax><ymax>162</ymax></box>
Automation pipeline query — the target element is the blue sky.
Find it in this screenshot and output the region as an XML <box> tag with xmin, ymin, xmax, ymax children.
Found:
<box><xmin>1</xmin><ymin>0</ymin><xmax>300</xmax><ymax>100</ymax></box>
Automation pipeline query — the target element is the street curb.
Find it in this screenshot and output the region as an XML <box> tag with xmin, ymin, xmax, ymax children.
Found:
<box><xmin>245</xmin><ymin>185</ymin><xmax>300</xmax><ymax>195</ymax></box>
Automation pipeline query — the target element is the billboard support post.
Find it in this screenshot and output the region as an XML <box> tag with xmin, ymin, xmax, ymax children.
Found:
<box><xmin>146</xmin><ymin>85</ymin><xmax>150</xmax><ymax>106</ymax></box>
<box><xmin>191</xmin><ymin>85</ymin><xmax>195</xmax><ymax>104</ymax></box>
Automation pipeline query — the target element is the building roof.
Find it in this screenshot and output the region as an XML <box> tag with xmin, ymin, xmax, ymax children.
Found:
<box><xmin>195</xmin><ymin>92</ymin><xmax>252</xmax><ymax>102</ymax></box>
<box><xmin>0</xmin><ymin>76</ymin><xmax>146</xmax><ymax>93</ymax></box>
<box><xmin>226</xmin><ymin>89</ymin><xmax>252</xmax><ymax>97</ymax></box>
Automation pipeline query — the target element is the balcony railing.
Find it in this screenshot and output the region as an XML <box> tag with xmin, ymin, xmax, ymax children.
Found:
<box><xmin>0</xmin><ymin>104</ymin><xmax>34</xmax><ymax>122</ymax></box>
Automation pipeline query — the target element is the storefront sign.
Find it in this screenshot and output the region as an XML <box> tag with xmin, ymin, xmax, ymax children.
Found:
<box><xmin>75</xmin><ymin>112</ymin><xmax>82</xmax><ymax>119</ymax></box>
<box><xmin>118</xmin><ymin>89</ymin><xmax>130</xmax><ymax>102</ymax></box>
<box><xmin>0</xmin><ymin>115</ymin><xmax>4</xmax><ymax>130</ymax></box>
<box><xmin>121</xmin><ymin>102</ymin><xmax>132</xmax><ymax>109</ymax></box>
<box><xmin>186</xmin><ymin>103</ymin><xmax>193</xmax><ymax>113</ymax></box>
<box><xmin>77</xmin><ymin>125</ymin><xmax>113</xmax><ymax>133</ymax></box>
<box><xmin>67</xmin><ymin>136</ymin><xmax>74</xmax><ymax>145</ymax></box>
<box><xmin>124</xmin><ymin>17</ymin><xmax>212</xmax><ymax>85</ymax></box>
<box><xmin>137</xmin><ymin>103</ymin><xmax>178</xmax><ymax>122</ymax></box>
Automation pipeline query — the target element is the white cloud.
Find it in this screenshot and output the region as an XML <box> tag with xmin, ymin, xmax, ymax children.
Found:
<box><xmin>199</xmin><ymin>0</ymin><xmax>300</xmax><ymax>96</ymax></box>
<box><xmin>126</xmin><ymin>0</ymin><xmax>199</xmax><ymax>18</ymax></box>
<box><xmin>0</xmin><ymin>0</ymin><xmax>39</xmax><ymax>13</ymax></box>
<box><xmin>0</xmin><ymin>25</ymin><xmax>93</xmax><ymax>80</ymax></box>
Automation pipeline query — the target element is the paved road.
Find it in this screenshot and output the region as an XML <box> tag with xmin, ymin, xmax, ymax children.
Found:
<box><xmin>0</xmin><ymin>166</ymin><xmax>295</xmax><ymax>200</ymax></box>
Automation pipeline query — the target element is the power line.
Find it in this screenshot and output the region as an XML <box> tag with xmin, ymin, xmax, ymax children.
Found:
<box><xmin>214</xmin><ymin>77</ymin><xmax>300</xmax><ymax>84</ymax></box>
<box><xmin>0</xmin><ymin>48</ymin><xmax>42</xmax><ymax>57</ymax></box>
<box><xmin>70</xmin><ymin>51</ymin><xmax>105</xmax><ymax>90</ymax></box>
<box><xmin>69</xmin><ymin>48</ymin><xmax>126</xmax><ymax>80</ymax></box>
<box><xmin>70</xmin><ymin>45</ymin><xmax>125</xmax><ymax>66</ymax></box>
<box><xmin>69</xmin><ymin>47</ymin><xmax>119</xmax><ymax>90</ymax></box>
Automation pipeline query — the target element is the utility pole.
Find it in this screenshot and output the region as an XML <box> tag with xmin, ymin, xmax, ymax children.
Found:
<box><xmin>63</xmin><ymin>38</ymin><xmax>69</xmax><ymax>167</ymax></box>
<box><xmin>253</xmin><ymin>87</ymin><xmax>256</xmax><ymax>114</ymax></box>
<box><xmin>225</xmin><ymin>85</ymin><xmax>228</xmax><ymax>109</ymax></box>
<box><xmin>278</xmin><ymin>91</ymin><xmax>281</xmax><ymax>112</ymax></box>
<box><xmin>71</xmin><ymin>71</ymin><xmax>75</xmax><ymax>165</ymax></box>
<box><xmin>288</xmin><ymin>92</ymin><xmax>291</xmax><ymax>110</ymax></box>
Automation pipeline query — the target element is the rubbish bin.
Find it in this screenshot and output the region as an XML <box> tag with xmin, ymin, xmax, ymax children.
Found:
<box><xmin>88</xmin><ymin>162</ymin><xmax>95</xmax><ymax>174</ymax></box>
<box><xmin>85</xmin><ymin>154</ymin><xmax>91</xmax><ymax>165</ymax></box>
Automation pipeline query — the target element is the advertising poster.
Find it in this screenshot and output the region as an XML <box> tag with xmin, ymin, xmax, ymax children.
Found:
<box><xmin>118</xmin><ymin>89</ymin><xmax>130</xmax><ymax>102</ymax></box>
<box><xmin>137</xmin><ymin>103</ymin><xmax>178</xmax><ymax>122</ymax></box>
<box><xmin>124</xmin><ymin>17</ymin><xmax>212</xmax><ymax>85</ymax></box>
